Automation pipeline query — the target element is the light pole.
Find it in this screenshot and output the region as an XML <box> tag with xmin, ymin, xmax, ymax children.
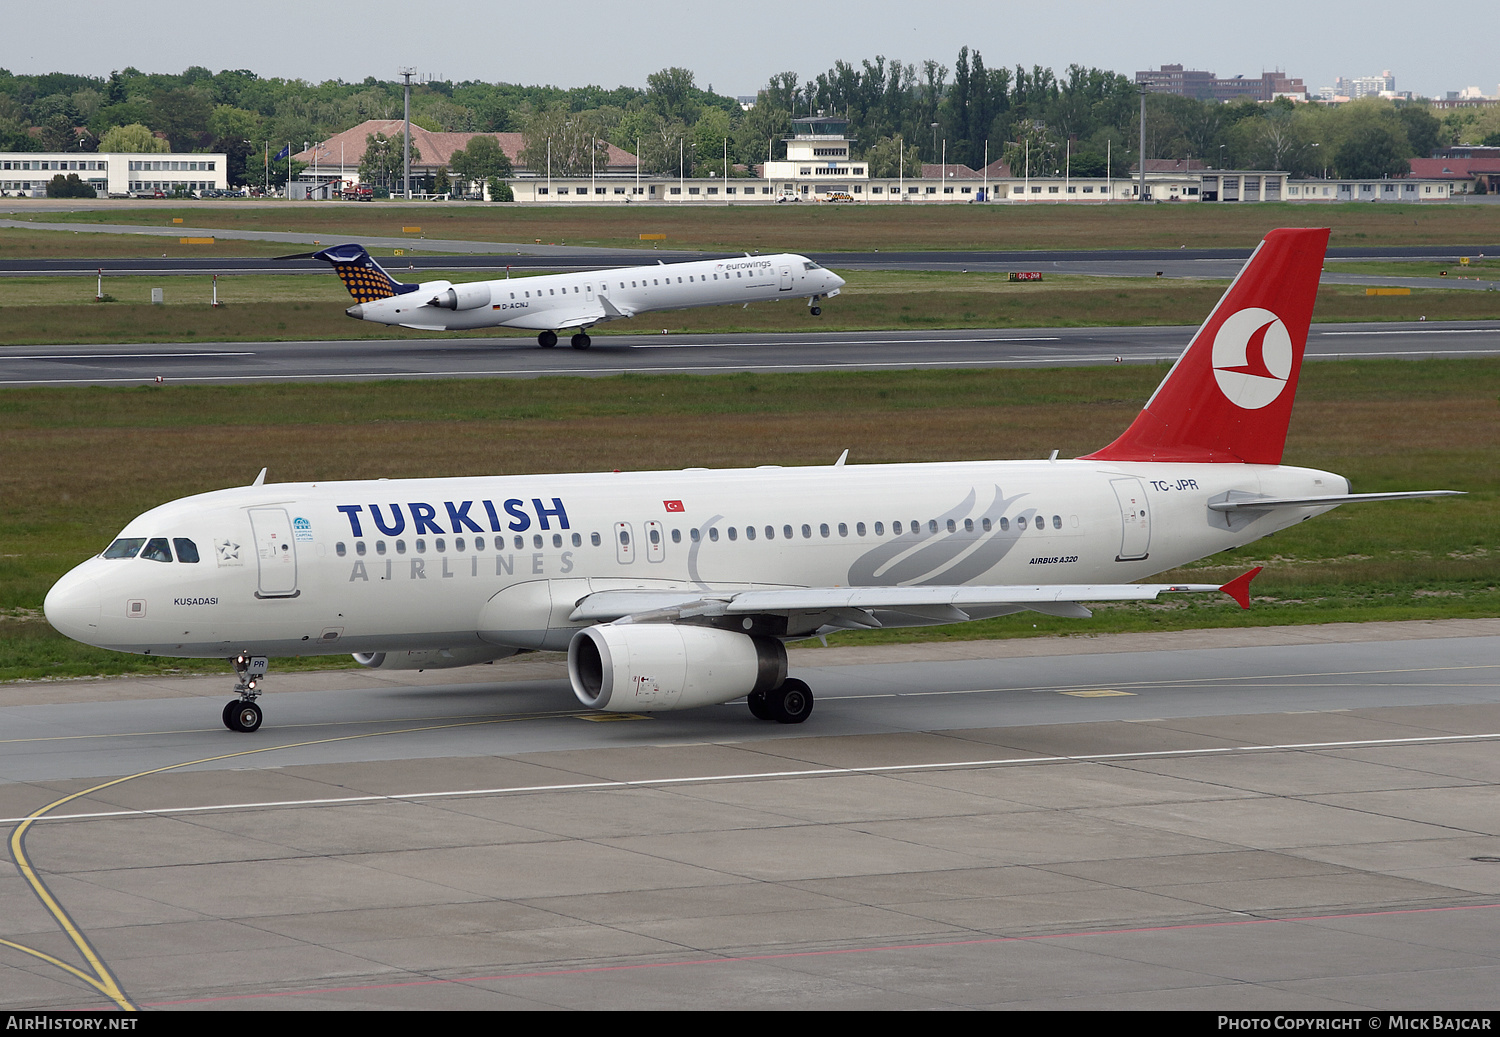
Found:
<box><xmin>400</xmin><ymin>67</ymin><xmax>414</xmax><ymax>199</ymax></box>
<box><xmin>1137</xmin><ymin>87</ymin><xmax>1147</xmax><ymax>202</ymax></box>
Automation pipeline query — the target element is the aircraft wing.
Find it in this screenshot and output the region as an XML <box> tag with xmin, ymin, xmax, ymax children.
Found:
<box><xmin>497</xmin><ymin>304</ymin><xmax>625</xmax><ymax>331</ymax></box>
<box><xmin>569</xmin><ymin>568</ymin><xmax>1262</xmax><ymax>626</ymax></box>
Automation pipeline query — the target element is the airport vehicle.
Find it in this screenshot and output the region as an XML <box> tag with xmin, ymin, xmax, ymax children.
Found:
<box><xmin>45</xmin><ymin>229</ymin><xmax>1458</xmax><ymax>733</ymax></box>
<box><xmin>281</xmin><ymin>243</ymin><xmax>846</xmax><ymax>348</ymax></box>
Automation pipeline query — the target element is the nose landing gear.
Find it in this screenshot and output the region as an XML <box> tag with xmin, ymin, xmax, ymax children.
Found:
<box><xmin>224</xmin><ymin>653</ymin><xmax>267</xmax><ymax>732</ymax></box>
<box><xmin>808</xmin><ymin>295</ymin><xmax>823</xmax><ymax>316</ymax></box>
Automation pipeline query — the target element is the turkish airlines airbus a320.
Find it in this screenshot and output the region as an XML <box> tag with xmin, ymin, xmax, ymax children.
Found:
<box><xmin>279</xmin><ymin>243</ymin><xmax>845</xmax><ymax>348</ymax></box>
<box><xmin>46</xmin><ymin>228</ymin><xmax>1458</xmax><ymax>732</ymax></box>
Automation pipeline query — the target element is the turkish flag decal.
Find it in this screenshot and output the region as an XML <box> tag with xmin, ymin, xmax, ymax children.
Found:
<box><xmin>663</xmin><ymin>500</ymin><xmax>685</xmax><ymax>512</ymax></box>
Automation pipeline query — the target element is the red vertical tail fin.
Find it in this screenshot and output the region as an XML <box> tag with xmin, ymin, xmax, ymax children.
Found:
<box><xmin>1082</xmin><ymin>227</ymin><xmax>1329</xmax><ymax>465</ymax></box>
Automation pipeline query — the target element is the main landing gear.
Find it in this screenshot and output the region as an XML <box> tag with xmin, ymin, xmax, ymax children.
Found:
<box><xmin>570</xmin><ymin>332</ymin><xmax>591</xmax><ymax>349</ymax></box>
<box><xmin>223</xmin><ymin>653</ymin><xmax>267</xmax><ymax>733</ymax></box>
<box><xmin>537</xmin><ymin>330</ymin><xmax>558</xmax><ymax>348</ymax></box>
<box><xmin>537</xmin><ymin>331</ymin><xmax>593</xmax><ymax>349</ymax></box>
<box><xmin>746</xmin><ymin>678</ymin><xmax>814</xmax><ymax>724</ymax></box>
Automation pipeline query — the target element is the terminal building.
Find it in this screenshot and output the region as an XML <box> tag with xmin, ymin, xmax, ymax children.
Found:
<box><xmin>0</xmin><ymin>151</ymin><xmax>228</xmax><ymax>197</ymax></box>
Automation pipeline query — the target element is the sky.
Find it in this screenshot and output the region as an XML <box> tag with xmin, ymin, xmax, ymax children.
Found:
<box><xmin>10</xmin><ymin>2</ymin><xmax>1497</xmax><ymax>101</ymax></box>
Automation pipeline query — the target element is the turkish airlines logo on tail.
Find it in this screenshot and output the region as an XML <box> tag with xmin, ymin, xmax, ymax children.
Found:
<box><xmin>1211</xmin><ymin>307</ymin><xmax>1293</xmax><ymax>410</ymax></box>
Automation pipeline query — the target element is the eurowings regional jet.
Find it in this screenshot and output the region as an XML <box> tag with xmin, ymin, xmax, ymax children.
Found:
<box><xmin>281</xmin><ymin>243</ymin><xmax>845</xmax><ymax>348</ymax></box>
<box><xmin>46</xmin><ymin>228</ymin><xmax>1459</xmax><ymax>733</ymax></box>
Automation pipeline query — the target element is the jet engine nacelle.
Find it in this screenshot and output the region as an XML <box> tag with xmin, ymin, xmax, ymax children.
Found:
<box><xmin>429</xmin><ymin>283</ymin><xmax>491</xmax><ymax>310</ymax></box>
<box><xmin>353</xmin><ymin>645</ymin><xmax>519</xmax><ymax>670</ymax></box>
<box><xmin>568</xmin><ymin>624</ymin><xmax>787</xmax><ymax>713</ymax></box>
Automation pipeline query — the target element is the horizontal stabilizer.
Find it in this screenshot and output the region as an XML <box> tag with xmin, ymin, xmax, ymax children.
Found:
<box><xmin>1208</xmin><ymin>490</ymin><xmax>1464</xmax><ymax>512</ymax></box>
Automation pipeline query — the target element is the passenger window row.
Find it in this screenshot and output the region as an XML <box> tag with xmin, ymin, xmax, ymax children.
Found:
<box><xmin>333</xmin><ymin>513</ymin><xmax>1070</xmax><ymax>558</ymax></box>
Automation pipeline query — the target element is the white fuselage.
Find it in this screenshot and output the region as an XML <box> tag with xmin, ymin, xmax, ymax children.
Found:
<box><xmin>348</xmin><ymin>253</ymin><xmax>845</xmax><ymax>332</ymax></box>
<box><xmin>44</xmin><ymin>459</ymin><xmax>1346</xmax><ymax>660</ymax></box>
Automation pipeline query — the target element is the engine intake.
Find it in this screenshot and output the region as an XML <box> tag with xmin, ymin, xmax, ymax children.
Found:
<box><xmin>568</xmin><ymin>624</ymin><xmax>786</xmax><ymax>712</ymax></box>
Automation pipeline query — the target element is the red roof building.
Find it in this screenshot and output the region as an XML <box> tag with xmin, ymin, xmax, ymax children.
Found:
<box><xmin>293</xmin><ymin>120</ymin><xmax>637</xmax><ymax>182</ymax></box>
<box><xmin>1408</xmin><ymin>156</ymin><xmax>1500</xmax><ymax>193</ymax></box>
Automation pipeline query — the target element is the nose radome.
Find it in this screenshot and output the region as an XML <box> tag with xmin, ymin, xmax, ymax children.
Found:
<box><xmin>44</xmin><ymin>570</ymin><xmax>101</xmax><ymax>643</ymax></box>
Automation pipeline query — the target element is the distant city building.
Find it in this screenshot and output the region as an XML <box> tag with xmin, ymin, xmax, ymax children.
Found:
<box><xmin>1136</xmin><ymin>65</ymin><xmax>1307</xmax><ymax>103</ymax></box>
<box><xmin>1432</xmin><ymin>87</ymin><xmax>1500</xmax><ymax>110</ymax></box>
<box><xmin>1351</xmin><ymin>71</ymin><xmax>1397</xmax><ymax>99</ymax></box>
<box><xmin>1320</xmin><ymin>72</ymin><xmax>1408</xmax><ymax>103</ymax></box>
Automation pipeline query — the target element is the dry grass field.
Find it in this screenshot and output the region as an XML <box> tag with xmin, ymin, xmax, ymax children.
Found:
<box><xmin>18</xmin><ymin>199</ymin><xmax>1500</xmax><ymax>253</ymax></box>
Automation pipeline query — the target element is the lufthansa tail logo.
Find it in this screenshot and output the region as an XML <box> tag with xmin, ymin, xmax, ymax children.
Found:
<box><xmin>1211</xmin><ymin>307</ymin><xmax>1292</xmax><ymax>410</ymax></box>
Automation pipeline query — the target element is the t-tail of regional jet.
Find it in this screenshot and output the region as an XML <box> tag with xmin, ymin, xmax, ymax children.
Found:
<box><xmin>279</xmin><ymin>243</ymin><xmax>845</xmax><ymax>349</ymax></box>
<box><xmin>48</xmin><ymin>228</ymin><xmax>1460</xmax><ymax>733</ymax></box>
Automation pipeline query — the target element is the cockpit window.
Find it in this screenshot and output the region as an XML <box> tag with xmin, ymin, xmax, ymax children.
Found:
<box><xmin>140</xmin><ymin>538</ymin><xmax>173</xmax><ymax>562</ymax></box>
<box><xmin>173</xmin><ymin>538</ymin><xmax>200</xmax><ymax>563</ymax></box>
<box><xmin>803</xmin><ymin>261</ymin><xmax>822</xmax><ymax>271</ymax></box>
<box><xmin>103</xmin><ymin>538</ymin><xmax>145</xmax><ymax>559</ymax></box>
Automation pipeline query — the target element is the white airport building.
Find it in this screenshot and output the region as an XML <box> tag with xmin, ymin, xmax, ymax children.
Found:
<box><xmin>0</xmin><ymin>152</ymin><xmax>229</xmax><ymax>197</ymax></box>
<box><xmin>505</xmin><ymin>117</ymin><xmax>1453</xmax><ymax>205</ymax></box>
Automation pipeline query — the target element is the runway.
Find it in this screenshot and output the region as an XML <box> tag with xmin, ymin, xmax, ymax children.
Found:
<box><xmin>2</xmin><ymin>620</ymin><xmax>1497</xmax><ymax>1009</ymax></box>
<box><xmin>2</xmin><ymin>321</ymin><xmax>1497</xmax><ymax>386</ymax></box>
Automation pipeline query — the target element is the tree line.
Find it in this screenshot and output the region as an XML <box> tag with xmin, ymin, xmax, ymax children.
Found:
<box><xmin>4</xmin><ymin>59</ymin><xmax>1497</xmax><ymax>188</ymax></box>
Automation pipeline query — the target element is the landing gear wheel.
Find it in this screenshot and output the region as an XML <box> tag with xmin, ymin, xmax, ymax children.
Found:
<box><xmin>570</xmin><ymin>332</ymin><xmax>592</xmax><ymax>349</ymax></box>
<box><xmin>810</xmin><ymin>306</ymin><xmax>822</xmax><ymax>316</ymax></box>
<box><xmin>538</xmin><ymin>330</ymin><xmax>558</xmax><ymax>348</ymax></box>
<box><xmin>747</xmin><ymin>688</ymin><xmax>772</xmax><ymax>721</ymax></box>
<box><xmin>221</xmin><ymin>700</ymin><xmax>238</xmax><ymax>731</ymax></box>
<box><xmin>229</xmin><ymin>701</ymin><xmax>262</xmax><ymax>733</ymax></box>
<box><xmin>767</xmin><ymin>679</ymin><xmax>814</xmax><ymax>724</ymax></box>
